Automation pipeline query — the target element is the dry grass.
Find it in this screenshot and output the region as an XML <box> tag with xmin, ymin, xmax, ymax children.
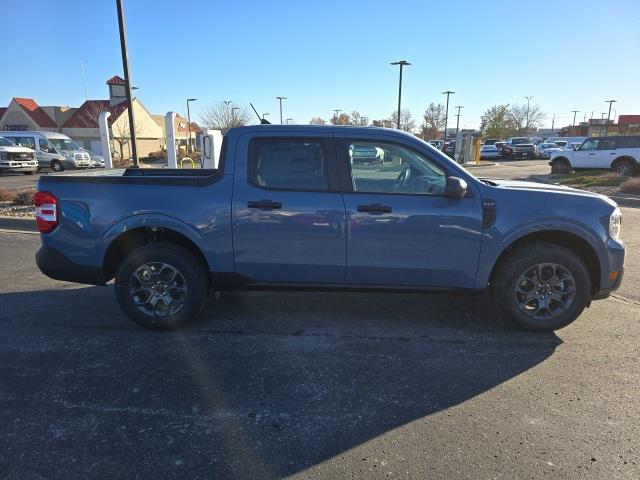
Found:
<box><xmin>620</xmin><ymin>177</ymin><xmax>640</xmax><ymax>195</ymax></box>
<box><xmin>0</xmin><ymin>188</ymin><xmax>17</xmax><ymax>202</ymax></box>
<box><xmin>556</xmin><ymin>171</ymin><xmax>629</xmax><ymax>188</ymax></box>
<box><xmin>12</xmin><ymin>189</ymin><xmax>35</xmax><ymax>206</ymax></box>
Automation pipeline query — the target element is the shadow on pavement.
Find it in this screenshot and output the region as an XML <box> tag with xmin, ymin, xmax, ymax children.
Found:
<box><xmin>0</xmin><ymin>286</ymin><xmax>561</xmax><ymax>479</ymax></box>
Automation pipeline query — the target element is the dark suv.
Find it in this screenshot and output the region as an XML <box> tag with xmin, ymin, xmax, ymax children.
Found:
<box><xmin>503</xmin><ymin>137</ymin><xmax>536</xmax><ymax>159</ymax></box>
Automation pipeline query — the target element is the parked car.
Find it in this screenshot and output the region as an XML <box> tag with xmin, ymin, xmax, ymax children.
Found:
<box><xmin>568</xmin><ymin>142</ymin><xmax>583</xmax><ymax>151</ymax></box>
<box><xmin>549</xmin><ymin>135</ymin><xmax>640</xmax><ymax>175</ymax></box>
<box><xmin>349</xmin><ymin>144</ymin><xmax>381</xmax><ymax>164</ymax></box>
<box><xmin>503</xmin><ymin>137</ymin><xmax>536</xmax><ymax>159</ymax></box>
<box><xmin>428</xmin><ymin>140</ymin><xmax>444</xmax><ymax>150</ymax></box>
<box><xmin>529</xmin><ymin>136</ymin><xmax>543</xmax><ymax>146</ymax></box>
<box><xmin>35</xmin><ymin>125</ymin><xmax>624</xmax><ymax>332</ymax></box>
<box><xmin>536</xmin><ymin>142</ymin><xmax>563</xmax><ymax>159</ymax></box>
<box><xmin>480</xmin><ymin>144</ymin><xmax>500</xmax><ymax>159</ymax></box>
<box><xmin>0</xmin><ymin>136</ymin><xmax>38</xmax><ymax>175</ymax></box>
<box><xmin>553</xmin><ymin>140</ymin><xmax>569</xmax><ymax>150</ymax></box>
<box><xmin>86</xmin><ymin>151</ymin><xmax>105</xmax><ymax>168</ymax></box>
<box><xmin>494</xmin><ymin>141</ymin><xmax>506</xmax><ymax>157</ymax></box>
<box><xmin>444</xmin><ymin>140</ymin><xmax>456</xmax><ymax>158</ymax></box>
<box><xmin>483</xmin><ymin>139</ymin><xmax>501</xmax><ymax>146</ymax></box>
<box><xmin>1</xmin><ymin>131</ymin><xmax>92</xmax><ymax>172</ymax></box>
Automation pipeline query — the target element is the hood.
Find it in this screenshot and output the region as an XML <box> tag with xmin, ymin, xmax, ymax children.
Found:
<box><xmin>489</xmin><ymin>179</ymin><xmax>615</xmax><ymax>204</ymax></box>
<box><xmin>0</xmin><ymin>146</ymin><xmax>34</xmax><ymax>153</ymax></box>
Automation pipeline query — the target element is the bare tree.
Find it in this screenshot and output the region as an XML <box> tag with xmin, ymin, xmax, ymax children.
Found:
<box><xmin>372</xmin><ymin>118</ymin><xmax>395</xmax><ymax>128</ymax></box>
<box><xmin>111</xmin><ymin>120</ymin><xmax>142</xmax><ymax>161</ymax></box>
<box><xmin>390</xmin><ymin>109</ymin><xmax>416</xmax><ymax>132</ymax></box>
<box><xmin>509</xmin><ymin>103</ymin><xmax>545</xmax><ymax>136</ymax></box>
<box><xmin>199</xmin><ymin>101</ymin><xmax>251</xmax><ymax>134</ymax></box>
<box><xmin>350</xmin><ymin>110</ymin><xmax>369</xmax><ymax>126</ymax></box>
<box><xmin>309</xmin><ymin>117</ymin><xmax>326</xmax><ymax>125</ymax></box>
<box><xmin>421</xmin><ymin>103</ymin><xmax>446</xmax><ymax>139</ymax></box>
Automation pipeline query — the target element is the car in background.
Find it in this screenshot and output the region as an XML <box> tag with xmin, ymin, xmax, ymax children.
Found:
<box><xmin>0</xmin><ymin>136</ymin><xmax>38</xmax><ymax>175</ymax></box>
<box><xmin>567</xmin><ymin>142</ymin><xmax>583</xmax><ymax>151</ymax></box>
<box><xmin>503</xmin><ymin>137</ymin><xmax>536</xmax><ymax>159</ymax></box>
<box><xmin>349</xmin><ymin>144</ymin><xmax>381</xmax><ymax>164</ymax></box>
<box><xmin>529</xmin><ymin>136</ymin><xmax>543</xmax><ymax>145</ymax></box>
<box><xmin>480</xmin><ymin>144</ymin><xmax>500</xmax><ymax>159</ymax></box>
<box><xmin>553</xmin><ymin>140</ymin><xmax>569</xmax><ymax>150</ymax></box>
<box><xmin>549</xmin><ymin>135</ymin><xmax>640</xmax><ymax>175</ymax></box>
<box><xmin>86</xmin><ymin>150</ymin><xmax>105</xmax><ymax>168</ymax></box>
<box><xmin>536</xmin><ymin>142</ymin><xmax>563</xmax><ymax>159</ymax></box>
<box><xmin>1</xmin><ymin>131</ymin><xmax>92</xmax><ymax>172</ymax></box>
<box><xmin>494</xmin><ymin>141</ymin><xmax>506</xmax><ymax>157</ymax></box>
<box><xmin>444</xmin><ymin>140</ymin><xmax>456</xmax><ymax>158</ymax></box>
<box><xmin>428</xmin><ymin>140</ymin><xmax>444</xmax><ymax>150</ymax></box>
<box><xmin>483</xmin><ymin>139</ymin><xmax>501</xmax><ymax>146</ymax></box>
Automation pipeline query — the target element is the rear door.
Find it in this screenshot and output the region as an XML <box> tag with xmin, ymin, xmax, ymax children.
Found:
<box><xmin>232</xmin><ymin>133</ymin><xmax>346</xmax><ymax>284</ymax></box>
<box><xmin>336</xmin><ymin>133</ymin><xmax>483</xmax><ymax>288</ymax></box>
<box><xmin>596</xmin><ymin>138</ymin><xmax>618</xmax><ymax>168</ymax></box>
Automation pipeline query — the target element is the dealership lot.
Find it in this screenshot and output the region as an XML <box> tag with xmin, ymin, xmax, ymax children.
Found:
<box><xmin>0</xmin><ymin>158</ymin><xmax>638</xmax><ymax>479</ymax></box>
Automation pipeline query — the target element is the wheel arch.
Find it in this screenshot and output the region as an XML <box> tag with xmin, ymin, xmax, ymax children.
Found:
<box><xmin>610</xmin><ymin>155</ymin><xmax>638</xmax><ymax>169</ymax></box>
<box><xmin>488</xmin><ymin>229</ymin><xmax>601</xmax><ymax>297</ymax></box>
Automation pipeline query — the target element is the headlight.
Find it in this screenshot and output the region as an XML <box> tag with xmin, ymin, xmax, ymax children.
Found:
<box><xmin>609</xmin><ymin>208</ymin><xmax>622</xmax><ymax>241</ymax></box>
<box><xmin>64</xmin><ymin>151</ymin><xmax>74</xmax><ymax>159</ymax></box>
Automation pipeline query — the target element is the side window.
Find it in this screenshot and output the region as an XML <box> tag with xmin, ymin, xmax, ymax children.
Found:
<box><xmin>579</xmin><ymin>139</ymin><xmax>598</xmax><ymax>151</ymax></box>
<box><xmin>39</xmin><ymin>139</ymin><xmax>51</xmax><ymax>152</ymax></box>
<box><xmin>16</xmin><ymin>136</ymin><xmax>36</xmax><ymax>149</ymax></box>
<box><xmin>597</xmin><ymin>139</ymin><xmax>617</xmax><ymax>150</ymax></box>
<box><xmin>346</xmin><ymin>141</ymin><xmax>446</xmax><ymax>196</ymax></box>
<box><xmin>250</xmin><ymin>138</ymin><xmax>329</xmax><ymax>191</ymax></box>
<box><xmin>618</xmin><ymin>137</ymin><xmax>640</xmax><ymax>148</ymax></box>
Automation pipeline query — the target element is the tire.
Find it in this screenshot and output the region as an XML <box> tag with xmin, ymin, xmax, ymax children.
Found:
<box><xmin>551</xmin><ymin>159</ymin><xmax>571</xmax><ymax>174</ymax></box>
<box><xmin>114</xmin><ymin>242</ymin><xmax>209</xmax><ymax>330</ymax></box>
<box><xmin>492</xmin><ymin>243</ymin><xmax>590</xmax><ymax>331</ymax></box>
<box><xmin>612</xmin><ymin>159</ymin><xmax>635</xmax><ymax>176</ymax></box>
<box><xmin>50</xmin><ymin>160</ymin><xmax>63</xmax><ymax>172</ymax></box>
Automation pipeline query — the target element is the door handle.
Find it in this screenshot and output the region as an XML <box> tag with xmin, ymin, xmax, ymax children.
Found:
<box><xmin>588</xmin><ymin>153</ymin><xmax>595</xmax><ymax>155</ymax></box>
<box><xmin>247</xmin><ymin>200</ymin><xmax>282</xmax><ymax>210</ymax></box>
<box><xmin>357</xmin><ymin>204</ymin><xmax>392</xmax><ymax>214</ymax></box>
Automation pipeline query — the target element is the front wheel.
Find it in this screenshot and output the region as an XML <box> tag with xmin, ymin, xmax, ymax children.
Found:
<box><xmin>115</xmin><ymin>242</ymin><xmax>209</xmax><ymax>330</ymax></box>
<box><xmin>50</xmin><ymin>160</ymin><xmax>63</xmax><ymax>172</ymax></box>
<box><xmin>493</xmin><ymin>243</ymin><xmax>590</xmax><ymax>331</ymax></box>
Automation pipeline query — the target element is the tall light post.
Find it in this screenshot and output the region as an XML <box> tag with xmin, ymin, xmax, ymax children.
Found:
<box><xmin>333</xmin><ymin>109</ymin><xmax>341</xmax><ymax>124</ymax></box>
<box><xmin>442</xmin><ymin>90</ymin><xmax>454</xmax><ymax>140</ymax></box>
<box><xmin>391</xmin><ymin>60</ymin><xmax>411</xmax><ymax>129</ymax></box>
<box><xmin>454</xmin><ymin>105</ymin><xmax>464</xmax><ymax>136</ymax></box>
<box><xmin>276</xmin><ymin>96</ymin><xmax>287</xmax><ymax>124</ymax></box>
<box><xmin>186</xmin><ymin>98</ymin><xmax>197</xmax><ymax>154</ymax></box>
<box><xmin>286</xmin><ymin>118</ymin><xmax>294</xmax><ymax>124</ymax></box>
<box><xmin>231</xmin><ymin>106</ymin><xmax>240</xmax><ymax>128</ymax></box>
<box><xmin>571</xmin><ymin>110</ymin><xmax>579</xmax><ymax>136</ymax></box>
<box><xmin>524</xmin><ymin>96</ymin><xmax>533</xmax><ymax>135</ymax></box>
<box><xmin>115</xmin><ymin>0</ymin><xmax>138</xmax><ymax>166</ymax></box>
<box><xmin>605</xmin><ymin>99</ymin><xmax>616</xmax><ymax>135</ymax></box>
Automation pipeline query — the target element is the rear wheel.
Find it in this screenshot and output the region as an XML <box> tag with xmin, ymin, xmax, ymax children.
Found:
<box><xmin>613</xmin><ymin>159</ymin><xmax>635</xmax><ymax>176</ymax></box>
<box><xmin>493</xmin><ymin>243</ymin><xmax>590</xmax><ymax>331</ymax></box>
<box><xmin>551</xmin><ymin>158</ymin><xmax>571</xmax><ymax>174</ymax></box>
<box><xmin>50</xmin><ymin>160</ymin><xmax>63</xmax><ymax>172</ymax></box>
<box><xmin>114</xmin><ymin>242</ymin><xmax>209</xmax><ymax>330</ymax></box>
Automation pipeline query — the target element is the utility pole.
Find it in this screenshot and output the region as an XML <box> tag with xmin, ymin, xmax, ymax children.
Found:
<box><xmin>605</xmin><ymin>99</ymin><xmax>616</xmax><ymax>135</ymax></box>
<box><xmin>454</xmin><ymin>106</ymin><xmax>464</xmax><ymax>136</ymax></box>
<box><xmin>115</xmin><ymin>0</ymin><xmax>138</xmax><ymax>166</ymax></box>
<box><xmin>186</xmin><ymin>98</ymin><xmax>197</xmax><ymax>154</ymax></box>
<box><xmin>276</xmin><ymin>96</ymin><xmax>287</xmax><ymax>124</ymax></box>
<box><xmin>524</xmin><ymin>96</ymin><xmax>533</xmax><ymax>135</ymax></box>
<box><xmin>571</xmin><ymin>110</ymin><xmax>579</xmax><ymax>136</ymax></box>
<box><xmin>391</xmin><ymin>60</ymin><xmax>411</xmax><ymax>129</ymax></box>
<box><xmin>551</xmin><ymin>113</ymin><xmax>555</xmax><ymax>131</ymax></box>
<box><xmin>442</xmin><ymin>90</ymin><xmax>454</xmax><ymax>140</ymax></box>
<box><xmin>333</xmin><ymin>109</ymin><xmax>341</xmax><ymax>125</ymax></box>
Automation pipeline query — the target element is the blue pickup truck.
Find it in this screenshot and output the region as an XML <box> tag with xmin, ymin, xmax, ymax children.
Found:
<box><xmin>34</xmin><ymin>126</ymin><xmax>625</xmax><ymax>331</ymax></box>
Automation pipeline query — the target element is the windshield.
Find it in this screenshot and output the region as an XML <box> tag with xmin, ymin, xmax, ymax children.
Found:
<box><xmin>512</xmin><ymin>138</ymin><xmax>529</xmax><ymax>144</ymax></box>
<box><xmin>49</xmin><ymin>138</ymin><xmax>81</xmax><ymax>151</ymax></box>
<box><xmin>0</xmin><ymin>137</ymin><xmax>14</xmax><ymax>147</ymax></box>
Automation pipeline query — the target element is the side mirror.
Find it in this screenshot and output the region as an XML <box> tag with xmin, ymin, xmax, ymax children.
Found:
<box><xmin>444</xmin><ymin>176</ymin><xmax>468</xmax><ymax>199</ymax></box>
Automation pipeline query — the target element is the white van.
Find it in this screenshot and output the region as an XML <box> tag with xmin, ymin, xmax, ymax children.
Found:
<box><xmin>1</xmin><ymin>131</ymin><xmax>92</xmax><ymax>172</ymax></box>
<box><xmin>0</xmin><ymin>136</ymin><xmax>38</xmax><ymax>175</ymax></box>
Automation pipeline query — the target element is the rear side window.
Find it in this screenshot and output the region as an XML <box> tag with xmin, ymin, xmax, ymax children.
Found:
<box><xmin>597</xmin><ymin>139</ymin><xmax>617</xmax><ymax>150</ymax></box>
<box><xmin>618</xmin><ymin>137</ymin><xmax>640</xmax><ymax>148</ymax></box>
<box><xmin>250</xmin><ymin>138</ymin><xmax>329</xmax><ymax>191</ymax></box>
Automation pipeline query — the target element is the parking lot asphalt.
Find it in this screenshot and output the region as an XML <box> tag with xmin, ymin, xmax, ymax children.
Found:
<box><xmin>1</xmin><ymin>161</ymin><xmax>638</xmax><ymax>479</ymax></box>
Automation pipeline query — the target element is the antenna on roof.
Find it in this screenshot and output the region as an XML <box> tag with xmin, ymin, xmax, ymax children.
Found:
<box><xmin>250</xmin><ymin>102</ymin><xmax>271</xmax><ymax>124</ymax></box>
<box><xmin>80</xmin><ymin>58</ymin><xmax>88</xmax><ymax>100</ymax></box>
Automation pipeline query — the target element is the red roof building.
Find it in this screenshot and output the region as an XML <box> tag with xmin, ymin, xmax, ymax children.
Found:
<box><xmin>11</xmin><ymin>98</ymin><xmax>56</xmax><ymax>128</ymax></box>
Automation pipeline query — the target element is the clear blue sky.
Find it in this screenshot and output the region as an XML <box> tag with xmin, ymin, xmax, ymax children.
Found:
<box><xmin>2</xmin><ymin>0</ymin><xmax>639</xmax><ymax>129</ymax></box>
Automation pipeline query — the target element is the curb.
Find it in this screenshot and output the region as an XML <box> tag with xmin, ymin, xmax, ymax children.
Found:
<box><xmin>0</xmin><ymin>216</ymin><xmax>37</xmax><ymax>232</ymax></box>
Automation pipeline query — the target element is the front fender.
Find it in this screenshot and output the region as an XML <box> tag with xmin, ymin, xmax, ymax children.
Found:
<box><xmin>474</xmin><ymin>218</ymin><xmax>608</xmax><ymax>289</ymax></box>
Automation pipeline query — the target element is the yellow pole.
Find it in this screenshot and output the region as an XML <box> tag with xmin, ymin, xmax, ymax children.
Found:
<box><xmin>475</xmin><ymin>138</ymin><xmax>482</xmax><ymax>164</ymax></box>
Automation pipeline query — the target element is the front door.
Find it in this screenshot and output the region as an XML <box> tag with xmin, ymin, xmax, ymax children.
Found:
<box><xmin>571</xmin><ymin>138</ymin><xmax>598</xmax><ymax>168</ymax></box>
<box><xmin>232</xmin><ymin>134</ymin><xmax>346</xmax><ymax>284</ymax></box>
<box><xmin>336</xmin><ymin>135</ymin><xmax>483</xmax><ymax>288</ymax></box>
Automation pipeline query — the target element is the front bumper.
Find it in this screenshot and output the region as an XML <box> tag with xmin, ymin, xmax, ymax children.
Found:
<box><xmin>36</xmin><ymin>244</ymin><xmax>106</xmax><ymax>285</ymax></box>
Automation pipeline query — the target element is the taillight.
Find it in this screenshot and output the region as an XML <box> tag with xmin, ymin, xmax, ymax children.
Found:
<box><xmin>34</xmin><ymin>191</ymin><xmax>58</xmax><ymax>233</ymax></box>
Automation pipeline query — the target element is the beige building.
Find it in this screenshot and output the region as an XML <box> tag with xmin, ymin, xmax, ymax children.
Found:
<box><xmin>0</xmin><ymin>76</ymin><xmax>200</xmax><ymax>159</ymax></box>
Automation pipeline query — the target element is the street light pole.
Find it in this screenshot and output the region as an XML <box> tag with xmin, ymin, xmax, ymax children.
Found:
<box><xmin>186</xmin><ymin>98</ymin><xmax>197</xmax><ymax>154</ymax></box>
<box><xmin>454</xmin><ymin>105</ymin><xmax>464</xmax><ymax>136</ymax></box>
<box><xmin>276</xmin><ymin>96</ymin><xmax>287</xmax><ymax>124</ymax></box>
<box><xmin>442</xmin><ymin>90</ymin><xmax>454</xmax><ymax>140</ymax></box>
<box><xmin>524</xmin><ymin>96</ymin><xmax>533</xmax><ymax>135</ymax></box>
<box><xmin>231</xmin><ymin>106</ymin><xmax>240</xmax><ymax>127</ymax></box>
<box><xmin>605</xmin><ymin>99</ymin><xmax>616</xmax><ymax>135</ymax></box>
<box><xmin>391</xmin><ymin>60</ymin><xmax>410</xmax><ymax>130</ymax></box>
<box><xmin>115</xmin><ymin>0</ymin><xmax>138</xmax><ymax>166</ymax></box>
<box><xmin>333</xmin><ymin>109</ymin><xmax>341</xmax><ymax>125</ymax></box>
<box><xmin>571</xmin><ymin>110</ymin><xmax>579</xmax><ymax>136</ymax></box>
